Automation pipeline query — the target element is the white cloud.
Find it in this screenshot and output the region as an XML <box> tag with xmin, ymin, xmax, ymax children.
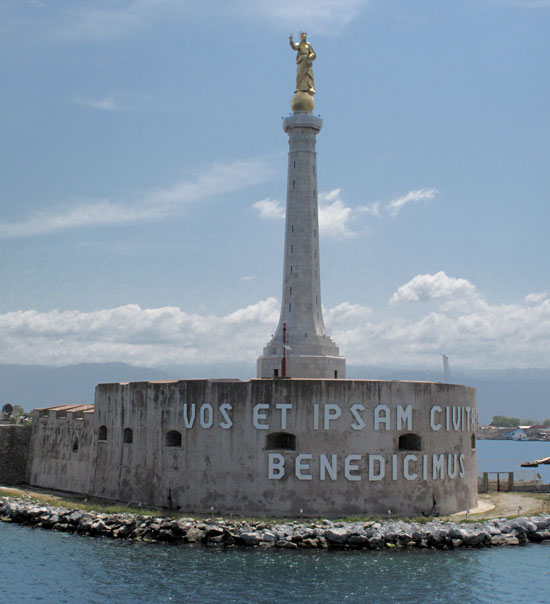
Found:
<box><xmin>324</xmin><ymin>301</ymin><xmax>372</xmax><ymax>326</ymax></box>
<box><xmin>3</xmin><ymin>282</ymin><xmax>550</xmax><ymax>370</ymax></box>
<box><xmin>0</xmin><ymin>299</ymin><xmax>280</xmax><ymax>367</ymax></box>
<box><xmin>390</xmin><ymin>271</ymin><xmax>478</xmax><ymax>305</ymax></box>
<box><xmin>0</xmin><ymin>158</ymin><xmax>275</xmax><ymax>239</ymax></box>
<box><xmin>253</xmin><ymin>198</ymin><xmax>285</xmax><ymax>220</ymax></box>
<box><xmin>253</xmin><ymin>186</ymin><xmax>437</xmax><ymax>238</ymax></box>
<box><xmin>330</xmin><ymin>280</ymin><xmax>550</xmax><ymax>370</ymax></box>
<box><xmin>357</xmin><ymin>201</ymin><xmax>381</xmax><ymax>217</ymax></box>
<box><xmin>386</xmin><ymin>188</ymin><xmax>437</xmax><ymax>217</ymax></box>
<box><xmin>253</xmin><ymin>189</ymin><xmax>355</xmax><ymax>238</ymax></box>
<box><xmin>525</xmin><ymin>292</ymin><xmax>548</xmax><ymax>303</ymax></box>
<box><xmin>75</xmin><ymin>96</ymin><xmax>119</xmax><ymax>111</ymax></box>
<box><xmin>318</xmin><ymin>189</ymin><xmax>354</xmax><ymax>238</ymax></box>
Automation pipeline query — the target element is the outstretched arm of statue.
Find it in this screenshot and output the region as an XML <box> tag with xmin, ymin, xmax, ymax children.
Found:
<box><xmin>289</xmin><ymin>35</ymin><xmax>299</xmax><ymax>50</ymax></box>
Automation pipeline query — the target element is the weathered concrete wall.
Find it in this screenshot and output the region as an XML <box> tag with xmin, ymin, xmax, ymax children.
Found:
<box><xmin>29</xmin><ymin>378</ymin><xmax>477</xmax><ymax>516</ymax></box>
<box><xmin>28</xmin><ymin>409</ymin><xmax>95</xmax><ymax>495</ymax></box>
<box><xmin>0</xmin><ymin>424</ymin><xmax>31</xmax><ymax>484</ymax></box>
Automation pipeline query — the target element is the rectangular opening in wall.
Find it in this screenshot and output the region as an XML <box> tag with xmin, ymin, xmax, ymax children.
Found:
<box><xmin>166</xmin><ymin>430</ymin><xmax>182</xmax><ymax>447</ymax></box>
<box><xmin>334</xmin><ymin>370</ymin><xmax>338</xmax><ymax>379</ymax></box>
<box><xmin>274</xmin><ymin>369</ymin><xmax>279</xmax><ymax>377</ymax></box>
<box><xmin>266</xmin><ymin>432</ymin><xmax>296</xmax><ymax>451</ymax></box>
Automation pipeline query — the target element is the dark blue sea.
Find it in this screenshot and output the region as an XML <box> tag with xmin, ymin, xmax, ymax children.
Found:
<box><xmin>2</xmin><ymin>440</ymin><xmax>550</xmax><ymax>604</ymax></box>
<box><xmin>477</xmin><ymin>439</ymin><xmax>550</xmax><ymax>483</ymax></box>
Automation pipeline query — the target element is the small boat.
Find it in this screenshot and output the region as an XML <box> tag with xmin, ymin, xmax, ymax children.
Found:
<box><xmin>521</xmin><ymin>461</ymin><xmax>539</xmax><ymax>467</ymax></box>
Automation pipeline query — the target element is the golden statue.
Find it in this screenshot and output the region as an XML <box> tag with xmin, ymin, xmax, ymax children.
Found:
<box><xmin>289</xmin><ymin>33</ymin><xmax>316</xmax><ymax>95</ymax></box>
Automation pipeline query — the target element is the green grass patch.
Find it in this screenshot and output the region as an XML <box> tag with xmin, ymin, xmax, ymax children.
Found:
<box><xmin>0</xmin><ymin>488</ymin><xmax>175</xmax><ymax>518</ymax></box>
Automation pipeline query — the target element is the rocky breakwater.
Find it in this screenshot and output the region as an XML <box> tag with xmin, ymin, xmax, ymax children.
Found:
<box><xmin>2</xmin><ymin>497</ymin><xmax>550</xmax><ymax>549</ymax></box>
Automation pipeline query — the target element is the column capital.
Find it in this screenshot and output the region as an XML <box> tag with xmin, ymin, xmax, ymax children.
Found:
<box><xmin>283</xmin><ymin>112</ymin><xmax>323</xmax><ymax>133</ymax></box>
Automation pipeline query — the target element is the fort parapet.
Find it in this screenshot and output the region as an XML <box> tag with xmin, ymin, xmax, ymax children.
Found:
<box><xmin>28</xmin><ymin>378</ymin><xmax>477</xmax><ymax>517</ymax></box>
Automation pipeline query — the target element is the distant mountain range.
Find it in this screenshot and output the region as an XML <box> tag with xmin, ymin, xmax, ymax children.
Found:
<box><xmin>0</xmin><ymin>363</ymin><xmax>174</xmax><ymax>410</ymax></box>
<box><xmin>1</xmin><ymin>362</ymin><xmax>548</xmax><ymax>424</ymax></box>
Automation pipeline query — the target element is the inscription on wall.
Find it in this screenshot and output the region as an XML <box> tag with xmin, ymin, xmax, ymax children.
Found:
<box><xmin>172</xmin><ymin>402</ymin><xmax>476</xmax><ymax>483</ymax></box>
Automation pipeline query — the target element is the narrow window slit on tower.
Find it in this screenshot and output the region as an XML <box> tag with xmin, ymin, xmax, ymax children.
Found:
<box><xmin>291</xmin><ymin>244</ymin><xmax>293</xmax><ymax>253</ymax></box>
<box><xmin>291</xmin><ymin>225</ymin><xmax>294</xmax><ymax>232</ymax></box>
<box><xmin>290</xmin><ymin>266</ymin><xmax>293</xmax><ymax>274</ymax></box>
<box><xmin>292</xmin><ymin>180</ymin><xmax>295</xmax><ymax>189</ymax></box>
<box><xmin>290</xmin><ymin>287</ymin><xmax>292</xmax><ymax>295</ymax></box>
<box><xmin>293</xmin><ymin>161</ymin><xmax>296</xmax><ymax>168</ymax></box>
<box><xmin>289</xmin><ymin>303</ymin><xmax>291</xmax><ymax>312</ymax></box>
<box><xmin>123</xmin><ymin>427</ymin><xmax>133</xmax><ymax>444</ymax></box>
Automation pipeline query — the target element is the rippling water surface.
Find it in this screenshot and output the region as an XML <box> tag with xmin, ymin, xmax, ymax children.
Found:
<box><xmin>3</xmin><ymin>522</ymin><xmax>550</xmax><ymax>604</ymax></box>
<box><xmin>477</xmin><ymin>439</ymin><xmax>550</xmax><ymax>482</ymax></box>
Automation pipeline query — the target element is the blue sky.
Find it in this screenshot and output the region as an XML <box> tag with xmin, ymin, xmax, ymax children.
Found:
<box><xmin>0</xmin><ymin>0</ymin><xmax>548</xmax><ymax>372</ymax></box>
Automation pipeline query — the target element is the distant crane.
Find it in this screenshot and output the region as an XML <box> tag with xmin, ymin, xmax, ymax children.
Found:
<box><xmin>442</xmin><ymin>354</ymin><xmax>451</xmax><ymax>383</ymax></box>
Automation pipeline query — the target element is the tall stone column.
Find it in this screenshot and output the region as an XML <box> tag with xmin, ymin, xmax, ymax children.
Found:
<box><xmin>257</xmin><ymin>111</ymin><xmax>346</xmax><ymax>379</ymax></box>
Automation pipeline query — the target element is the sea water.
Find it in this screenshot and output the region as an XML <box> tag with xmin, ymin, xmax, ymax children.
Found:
<box><xmin>3</xmin><ymin>441</ymin><xmax>550</xmax><ymax>604</ymax></box>
<box><xmin>477</xmin><ymin>439</ymin><xmax>550</xmax><ymax>483</ymax></box>
<box><xmin>2</xmin><ymin>522</ymin><xmax>550</xmax><ymax>604</ymax></box>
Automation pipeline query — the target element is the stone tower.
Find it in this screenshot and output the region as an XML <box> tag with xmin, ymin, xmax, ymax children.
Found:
<box><xmin>257</xmin><ymin>35</ymin><xmax>346</xmax><ymax>379</ymax></box>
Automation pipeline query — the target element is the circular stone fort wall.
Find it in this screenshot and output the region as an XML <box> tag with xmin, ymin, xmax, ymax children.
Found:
<box><xmin>81</xmin><ymin>378</ymin><xmax>477</xmax><ymax>517</ymax></box>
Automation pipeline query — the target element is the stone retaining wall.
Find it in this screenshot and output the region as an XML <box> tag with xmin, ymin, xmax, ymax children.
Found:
<box><xmin>2</xmin><ymin>497</ymin><xmax>549</xmax><ymax>550</ymax></box>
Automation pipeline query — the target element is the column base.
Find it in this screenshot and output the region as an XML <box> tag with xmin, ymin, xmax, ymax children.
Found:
<box><xmin>257</xmin><ymin>354</ymin><xmax>346</xmax><ymax>379</ymax></box>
